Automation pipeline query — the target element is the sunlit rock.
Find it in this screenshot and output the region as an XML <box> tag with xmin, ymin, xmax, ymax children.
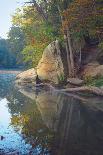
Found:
<box><xmin>16</xmin><ymin>68</ymin><xmax>37</xmax><ymax>84</ymax></box>
<box><xmin>37</xmin><ymin>40</ymin><xmax>65</xmax><ymax>84</ymax></box>
<box><xmin>82</xmin><ymin>62</ymin><xmax>103</xmax><ymax>78</ymax></box>
<box><xmin>67</xmin><ymin>78</ymin><xmax>84</xmax><ymax>86</ymax></box>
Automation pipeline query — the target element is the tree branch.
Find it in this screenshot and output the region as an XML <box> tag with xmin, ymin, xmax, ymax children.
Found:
<box><xmin>25</xmin><ymin>0</ymin><xmax>48</xmax><ymax>21</ymax></box>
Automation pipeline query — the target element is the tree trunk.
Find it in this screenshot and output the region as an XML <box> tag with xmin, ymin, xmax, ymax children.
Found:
<box><xmin>57</xmin><ymin>4</ymin><xmax>73</xmax><ymax>77</ymax></box>
<box><xmin>64</xmin><ymin>34</ymin><xmax>72</xmax><ymax>76</ymax></box>
<box><xmin>67</xmin><ymin>29</ymin><xmax>75</xmax><ymax>77</ymax></box>
<box><xmin>79</xmin><ymin>46</ymin><xmax>82</xmax><ymax>65</ymax></box>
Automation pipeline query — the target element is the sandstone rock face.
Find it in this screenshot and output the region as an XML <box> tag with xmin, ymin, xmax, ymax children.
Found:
<box><xmin>16</xmin><ymin>68</ymin><xmax>37</xmax><ymax>84</ymax></box>
<box><xmin>37</xmin><ymin>40</ymin><xmax>64</xmax><ymax>84</ymax></box>
<box><xmin>82</xmin><ymin>62</ymin><xmax>103</xmax><ymax>78</ymax></box>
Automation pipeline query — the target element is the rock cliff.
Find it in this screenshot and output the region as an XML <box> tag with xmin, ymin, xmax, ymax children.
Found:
<box><xmin>37</xmin><ymin>40</ymin><xmax>65</xmax><ymax>84</ymax></box>
<box><xmin>16</xmin><ymin>40</ymin><xmax>67</xmax><ymax>85</ymax></box>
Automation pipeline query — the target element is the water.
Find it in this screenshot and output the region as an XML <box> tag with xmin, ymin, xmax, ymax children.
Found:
<box><xmin>0</xmin><ymin>72</ymin><xmax>103</xmax><ymax>155</ymax></box>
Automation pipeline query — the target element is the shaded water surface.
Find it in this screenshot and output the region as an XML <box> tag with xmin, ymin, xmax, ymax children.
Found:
<box><xmin>0</xmin><ymin>72</ymin><xmax>103</xmax><ymax>155</ymax></box>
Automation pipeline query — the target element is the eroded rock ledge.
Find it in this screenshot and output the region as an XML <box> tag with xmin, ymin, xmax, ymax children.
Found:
<box><xmin>15</xmin><ymin>40</ymin><xmax>103</xmax><ymax>97</ymax></box>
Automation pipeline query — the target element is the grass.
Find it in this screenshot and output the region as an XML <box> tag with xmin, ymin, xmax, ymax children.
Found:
<box><xmin>85</xmin><ymin>76</ymin><xmax>103</xmax><ymax>87</ymax></box>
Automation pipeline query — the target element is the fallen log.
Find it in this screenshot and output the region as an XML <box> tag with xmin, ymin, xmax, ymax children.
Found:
<box><xmin>36</xmin><ymin>84</ymin><xmax>103</xmax><ymax>96</ymax></box>
<box><xmin>59</xmin><ymin>86</ymin><xmax>103</xmax><ymax>96</ymax></box>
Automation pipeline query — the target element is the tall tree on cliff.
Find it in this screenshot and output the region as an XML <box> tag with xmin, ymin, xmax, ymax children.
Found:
<box><xmin>26</xmin><ymin>0</ymin><xmax>75</xmax><ymax>77</ymax></box>
<box><xmin>11</xmin><ymin>0</ymin><xmax>103</xmax><ymax>74</ymax></box>
<box><xmin>62</xmin><ymin>0</ymin><xmax>103</xmax><ymax>76</ymax></box>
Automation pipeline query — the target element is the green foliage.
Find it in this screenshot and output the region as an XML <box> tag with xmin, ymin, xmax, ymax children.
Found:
<box><xmin>63</xmin><ymin>0</ymin><xmax>103</xmax><ymax>43</ymax></box>
<box><xmin>8</xmin><ymin>26</ymin><xmax>25</xmax><ymax>64</ymax></box>
<box><xmin>58</xmin><ymin>73</ymin><xmax>65</xmax><ymax>83</ymax></box>
<box><xmin>99</xmin><ymin>42</ymin><xmax>103</xmax><ymax>49</ymax></box>
<box><xmin>22</xmin><ymin>44</ymin><xmax>45</xmax><ymax>67</ymax></box>
<box><xmin>0</xmin><ymin>38</ymin><xmax>17</xmax><ymax>68</ymax></box>
<box><xmin>6</xmin><ymin>0</ymin><xmax>103</xmax><ymax>70</ymax></box>
<box><xmin>11</xmin><ymin>5</ymin><xmax>56</xmax><ymax>68</ymax></box>
<box><xmin>85</xmin><ymin>76</ymin><xmax>103</xmax><ymax>87</ymax></box>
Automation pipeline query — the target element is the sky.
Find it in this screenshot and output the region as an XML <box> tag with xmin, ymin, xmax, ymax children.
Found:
<box><xmin>0</xmin><ymin>0</ymin><xmax>24</xmax><ymax>38</ymax></box>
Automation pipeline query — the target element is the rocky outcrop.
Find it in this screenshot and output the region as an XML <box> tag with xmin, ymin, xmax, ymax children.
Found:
<box><xmin>37</xmin><ymin>40</ymin><xmax>65</xmax><ymax>84</ymax></box>
<box><xmin>82</xmin><ymin>62</ymin><xmax>103</xmax><ymax>78</ymax></box>
<box><xmin>67</xmin><ymin>78</ymin><xmax>84</xmax><ymax>86</ymax></box>
<box><xmin>16</xmin><ymin>68</ymin><xmax>37</xmax><ymax>84</ymax></box>
<box><xmin>16</xmin><ymin>40</ymin><xmax>66</xmax><ymax>85</ymax></box>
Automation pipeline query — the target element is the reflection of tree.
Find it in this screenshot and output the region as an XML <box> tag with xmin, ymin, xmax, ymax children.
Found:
<box><xmin>5</xmin><ymin>77</ymin><xmax>103</xmax><ymax>155</ymax></box>
<box><xmin>52</xmin><ymin>96</ymin><xmax>103</xmax><ymax>155</ymax></box>
<box><xmin>0</xmin><ymin>74</ymin><xmax>15</xmax><ymax>98</ymax></box>
<box><xmin>7</xmin><ymin>88</ymin><xmax>54</xmax><ymax>154</ymax></box>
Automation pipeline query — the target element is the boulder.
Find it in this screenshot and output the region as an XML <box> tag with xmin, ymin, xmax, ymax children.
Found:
<box><xmin>82</xmin><ymin>62</ymin><xmax>103</xmax><ymax>78</ymax></box>
<box><xmin>37</xmin><ymin>40</ymin><xmax>65</xmax><ymax>84</ymax></box>
<box><xmin>16</xmin><ymin>68</ymin><xmax>37</xmax><ymax>84</ymax></box>
<box><xmin>67</xmin><ymin>78</ymin><xmax>84</xmax><ymax>86</ymax></box>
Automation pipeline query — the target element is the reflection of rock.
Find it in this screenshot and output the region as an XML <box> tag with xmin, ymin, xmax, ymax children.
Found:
<box><xmin>18</xmin><ymin>87</ymin><xmax>64</xmax><ymax>130</ymax></box>
<box><xmin>16</xmin><ymin>68</ymin><xmax>37</xmax><ymax>84</ymax></box>
<box><xmin>36</xmin><ymin>91</ymin><xmax>64</xmax><ymax>130</ymax></box>
<box><xmin>18</xmin><ymin>85</ymin><xmax>103</xmax><ymax>132</ymax></box>
<box><xmin>15</xmin><ymin>84</ymin><xmax>103</xmax><ymax>155</ymax></box>
<box><xmin>37</xmin><ymin>40</ymin><xmax>65</xmax><ymax>84</ymax></box>
<box><xmin>19</xmin><ymin>89</ymin><xmax>36</xmax><ymax>100</ymax></box>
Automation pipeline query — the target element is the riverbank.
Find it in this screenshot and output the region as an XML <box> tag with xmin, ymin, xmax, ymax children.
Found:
<box><xmin>15</xmin><ymin>68</ymin><xmax>103</xmax><ymax>97</ymax></box>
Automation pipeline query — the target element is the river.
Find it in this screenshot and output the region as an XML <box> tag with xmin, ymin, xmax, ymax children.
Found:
<box><xmin>0</xmin><ymin>71</ymin><xmax>103</xmax><ymax>155</ymax></box>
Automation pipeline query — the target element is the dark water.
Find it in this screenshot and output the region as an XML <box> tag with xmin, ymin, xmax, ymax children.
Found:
<box><xmin>0</xmin><ymin>73</ymin><xmax>103</xmax><ymax>155</ymax></box>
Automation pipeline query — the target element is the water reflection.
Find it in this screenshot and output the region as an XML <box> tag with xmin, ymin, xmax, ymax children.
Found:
<box><xmin>7</xmin><ymin>89</ymin><xmax>53</xmax><ymax>154</ymax></box>
<box><xmin>52</xmin><ymin>98</ymin><xmax>103</xmax><ymax>155</ymax></box>
<box><xmin>0</xmin><ymin>73</ymin><xmax>103</xmax><ymax>154</ymax></box>
<box><xmin>0</xmin><ymin>74</ymin><xmax>53</xmax><ymax>154</ymax></box>
<box><xmin>18</xmin><ymin>84</ymin><xmax>103</xmax><ymax>155</ymax></box>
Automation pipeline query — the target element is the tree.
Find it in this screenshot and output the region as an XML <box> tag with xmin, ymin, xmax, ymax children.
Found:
<box><xmin>8</xmin><ymin>26</ymin><xmax>25</xmax><ymax>64</ymax></box>
<box><xmin>11</xmin><ymin>5</ymin><xmax>55</xmax><ymax>67</ymax></box>
<box><xmin>62</xmin><ymin>0</ymin><xmax>103</xmax><ymax>76</ymax></box>
<box><xmin>10</xmin><ymin>0</ymin><xmax>103</xmax><ymax>76</ymax></box>
<box><xmin>0</xmin><ymin>38</ymin><xmax>17</xmax><ymax>68</ymax></box>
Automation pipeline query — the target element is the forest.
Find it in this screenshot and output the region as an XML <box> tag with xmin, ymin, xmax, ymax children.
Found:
<box><xmin>0</xmin><ymin>30</ymin><xmax>24</xmax><ymax>68</ymax></box>
<box><xmin>1</xmin><ymin>0</ymin><xmax>103</xmax><ymax>74</ymax></box>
